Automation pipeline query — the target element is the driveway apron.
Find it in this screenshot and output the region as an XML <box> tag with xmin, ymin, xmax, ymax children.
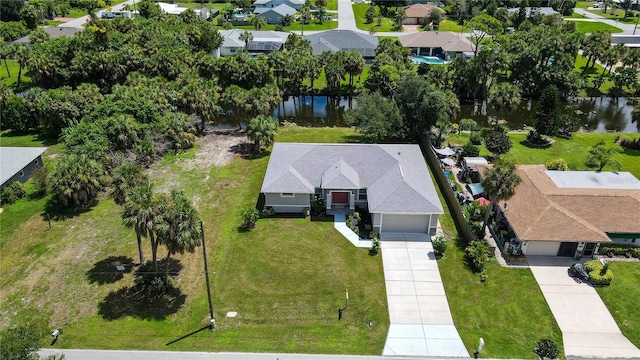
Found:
<box><xmin>528</xmin><ymin>257</ymin><xmax>640</xmax><ymax>359</ymax></box>
<box><xmin>381</xmin><ymin>238</ymin><xmax>468</xmax><ymax>357</ymax></box>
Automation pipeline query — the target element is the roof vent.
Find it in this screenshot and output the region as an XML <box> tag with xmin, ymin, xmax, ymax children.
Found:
<box><xmin>399</xmin><ymin>163</ymin><xmax>404</xmax><ymax>178</ymax></box>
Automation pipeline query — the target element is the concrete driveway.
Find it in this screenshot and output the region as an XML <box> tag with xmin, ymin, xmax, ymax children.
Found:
<box><xmin>528</xmin><ymin>257</ymin><xmax>640</xmax><ymax>359</ymax></box>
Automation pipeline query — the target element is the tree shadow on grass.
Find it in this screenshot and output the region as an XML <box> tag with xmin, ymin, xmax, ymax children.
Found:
<box><xmin>86</xmin><ymin>256</ymin><xmax>134</xmax><ymax>285</ymax></box>
<box><xmin>42</xmin><ymin>198</ymin><xmax>97</xmax><ymax>221</ymax></box>
<box><xmin>519</xmin><ymin>140</ymin><xmax>551</xmax><ymax>149</ymax></box>
<box><xmin>97</xmin><ymin>285</ymin><xmax>186</xmax><ymax>321</ymax></box>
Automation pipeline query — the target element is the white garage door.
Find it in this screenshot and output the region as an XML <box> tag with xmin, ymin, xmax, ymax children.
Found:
<box><xmin>381</xmin><ymin>214</ymin><xmax>429</xmax><ymax>233</ymax></box>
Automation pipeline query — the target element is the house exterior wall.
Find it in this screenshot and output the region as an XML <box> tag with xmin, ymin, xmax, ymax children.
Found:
<box><xmin>1</xmin><ymin>155</ymin><xmax>44</xmax><ymax>190</ymax></box>
<box><xmin>523</xmin><ymin>241</ymin><xmax>560</xmax><ymax>256</ymax></box>
<box><xmin>220</xmin><ymin>46</ymin><xmax>241</xmax><ymax>56</ymax></box>
<box><xmin>259</xmin><ymin>11</ymin><xmax>284</xmax><ymax>24</ymax></box>
<box><xmin>264</xmin><ymin>192</ymin><xmax>310</xmax><ymax>213</ymax></box>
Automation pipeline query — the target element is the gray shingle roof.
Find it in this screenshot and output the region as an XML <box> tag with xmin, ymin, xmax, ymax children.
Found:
<box><xmin>13</xmin><ymin>26</ymin><xmax>82</xmax><ymax>45</ymax></box>
<box><xmin>304</xmin><ymin>30</ymin><xmax>379</xmax><ymax>58</ymax></box>
<box><xmin>254</xmin><ymin>4</ymin><xmax>297</xmax><ymax>16</ymax></box>
<box><xmin>0</xmin><ymin>147</ymin><xmax>47</xmax><ymax>186</ymax></box>
<box><xmin>261</xmin><ymin>143</ymin><xmax>443</xmax><ymax>214</ymax></box>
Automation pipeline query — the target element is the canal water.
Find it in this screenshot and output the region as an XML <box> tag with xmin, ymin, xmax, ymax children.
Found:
<box><xmin>217</xmin><ymin>96</ymin><xmax>640</xmax><ymax>133</ymax></box>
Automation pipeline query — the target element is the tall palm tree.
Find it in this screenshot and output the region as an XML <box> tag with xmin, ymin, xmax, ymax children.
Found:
<box><xmin>156</xmin><ymin>190</ymin><xmax>202</xmax><ymax>281</ymax></box>
<box><xmin>489</xmin><ymin>82</ymin><xmax>521</xmax><ymax>119</ymax></box>
<box><xmin>12</xmin><ymin>44</ymin><xmax>31</xmax><ymax>90</ymax></box>
<box><xmin>246</xmin><ymin>115</ymin><xmax>277</xmax><ymax>153</ymax></box>
<box><xmin>250</xmin><ymin>15</ymin><xmax>266</xmax><ymax>30</ymax></box>
<box><xmin>122</xmin><ymin>182</ymin><xmax>160</xmax><ymax>268</ymax></box>
<box><xmin>0</xmin><ymin>39</ymin><xmax>11</xmax><ymax>78</ymax></box>
<box><xmin>315</xmin><ymin>7</ymin><xmax>327</xmax><ymax>24</ymax></box>
<box><xmin>110</xmin><ymin>162</ymin><xmax>148</xmax><ymax>205</ymax></box>
<box><xmin>343</xmin><ymin>51</ymin><xmax>364</xmax><ymax>90</ymax></box>
<box><xmin>239</xmin><ymin>31</ymin><xmax>253</xmax><ymax>50</ymax></box>
<box><xmin>480</xmin><ymin>159</ymin><xmax>521</xmax><ymax>231</ymax></box>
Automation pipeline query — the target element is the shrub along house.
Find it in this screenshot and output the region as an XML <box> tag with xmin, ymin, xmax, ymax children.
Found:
<box><xmin>260</xmin><ymin>143</ymin><xmax>443</xmax><ymax>236</ymax></box>
<box><xmin>479</xmin><ymin>164</ymin><xmax>640</xmax><ymax>257</ymax></box>
<box><xmin>0</xmin><ymin>147</ymin><xmax>47</xmax><ymax>190</ymax></box>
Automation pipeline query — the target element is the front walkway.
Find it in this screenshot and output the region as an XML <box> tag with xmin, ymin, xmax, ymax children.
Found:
<box><xmin>380</xmin><ymin>234</ymin><xmax>468</xmax><ymax>357</ymax></box>
<box><xmin>528</xmin><ymin>257</ymin><xmax>640</xmax><ymax>359</ymax></box>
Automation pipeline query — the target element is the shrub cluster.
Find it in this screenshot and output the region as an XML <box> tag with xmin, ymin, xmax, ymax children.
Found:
<box><xmin>0</xmin><ymin>182</ymin><xmax>27</xmax><ymax>205</ymax></box>
<box><xmin>465</xmin><ymin>241</ymin><xmax>490</xmax><ymax>272</ymax></box>
<box><xmin>584</xmin><ymin>260</ymin><xmax>614</xmax><ymax>285</ymax></box>
<box><xmin>599</xmin><ymin>244</ymin><xmax>640</xmax><ymax>258</ymax></box>
<box><xmin>469</xmin><ymin>132</ymin><xmax>482</xmax><ymax>145</ymax></box>
<box><xmin>545</xmin><ymin>158</ymin><xmax>569</xmax><ymax>171</ymax></box>
<box><xmin>432</xmin><ymin>235</ymin><xmax>447</xmax><ymax>256</ymax></box>
<box><xmin>619</xmin><ymin>138</ymin><xmax>640</xmax><ymax>150</ymax></box>
<box><xmin>346</xmin><ymin>211</ymin><xmax>361</xmax><ymax>236</ymax></box>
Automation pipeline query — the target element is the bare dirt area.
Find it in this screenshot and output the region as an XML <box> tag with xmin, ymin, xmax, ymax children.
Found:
<box><xmin>182</xmin><ymin>130</ymin><xmax>249</xmax><ymax>170</ymax></box>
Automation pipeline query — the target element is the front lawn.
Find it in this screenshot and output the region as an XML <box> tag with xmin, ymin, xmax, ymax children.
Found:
<box><xmin>0</xmin><ymin>59</ymin><xmax>31</xmax><ymax>90</ymax></box>
<box><xmin>434</xmin><ymin>175</ymin><xmax>564</xmax><ymax>358</ymax></box>
<box><xmin>574</xmin><ymin>54</ymin><xmax>615</xmax><ymax>97</ymax></box>
<box><xmin>595</xmin><ymin>262</ymin><xmax>640</xmax><ymax>348</ymax></box>
<box><xmin>353</xmin><ymin>4</ymin><xmax>396</xmax><ymax>32</ymax></box>
<box><xmin>437</xmin><ymin>19</ymin><xmax>465</xmax><ymax>32</ymax></box>
<box><xmin>445</xmin><ymin>132</ymin><xmax>640</xmax><ymax>179</ymax></box>
<box><xmin>570</xmin><ymin>20</ymin><xmax>623</xmax><ymax>33</ymax></box>
<box><xmin>0</xmin><ymin>126</ymin><xmax>389</xmax><ymax>354</ymax></box>
<box><xmin>587</xmin><ymin>9</ymin><xmax>639</xmax><ymax>24</ymax></box>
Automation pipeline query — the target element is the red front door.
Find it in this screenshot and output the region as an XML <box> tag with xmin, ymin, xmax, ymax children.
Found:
<box><xmin>332</xmin><ymin>192</ymin><xmax>349</xmax><ymax>205</ymax></box>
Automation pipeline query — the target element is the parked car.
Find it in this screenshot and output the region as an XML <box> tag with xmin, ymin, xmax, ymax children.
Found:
<box><xmin>568</xmin><ymin>263</ymin><xmax>589</xmax><ymax>282</ymax></box>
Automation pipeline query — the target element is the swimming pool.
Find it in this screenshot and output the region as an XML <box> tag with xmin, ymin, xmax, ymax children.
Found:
<box><xmin>409</xmin><ymin>55</ymin><xmax>446</xmax><ymax>65</ymax></box>
<box><xmin>233</xmin><ymin>13</ymin><xmax>247</xmax><ymax>20</ymax></box>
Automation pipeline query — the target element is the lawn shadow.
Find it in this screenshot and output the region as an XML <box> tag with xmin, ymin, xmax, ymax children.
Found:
<box><xmin>585</xmin><ymin>87</ymin><xmax>605</xmax><ymax>97</ymax></box>
<box><xmin>86</xmin><ymin>256</ymin><xmax>135</xmax><ymax>285</ymax></box>
<box><xmin>43</xmin><ymin>198</ymin><xmax>97</xmax><ymax>221</ymax></box>
<box><xmin>519</xmin><ymin>140</ymin><xmax>551</xmax><ymax>149</ymax></box>
<box><xmin>97</xmin><ymin>285</ymin><xmax>186</xmax><ymax>321</ymax></box>
<box><xmin>152</xmin><ymin>258</ymin><xmax>184</xmax><ymax>276</ymax></box>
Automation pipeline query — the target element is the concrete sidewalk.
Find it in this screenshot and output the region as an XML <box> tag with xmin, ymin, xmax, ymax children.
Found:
<box><xmin>528</xmin><ymin>257</ymin><xmax>640</xmax><ymax>359</ymax></box>
<box><xmin>381</xmin><ymin>238</ymin><xmax>468</xmax><ymax>357</ymax></box>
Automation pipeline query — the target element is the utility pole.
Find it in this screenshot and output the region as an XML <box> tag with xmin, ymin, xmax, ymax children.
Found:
<box><xmin>200</xmin><ymin>221</ymin><xmax>215</xmax><ymax>329</ymax></box>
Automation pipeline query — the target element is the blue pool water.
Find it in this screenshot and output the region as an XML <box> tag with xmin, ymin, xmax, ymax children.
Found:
<box><xmin>410</xmin><ymin>55</ymin><xmax>446</xmax><ymax>65</ymax></box>
<box><xmin>233</xmin><ymin>13</ymin><xmax>247</xmax><ymax>20</ymax></box>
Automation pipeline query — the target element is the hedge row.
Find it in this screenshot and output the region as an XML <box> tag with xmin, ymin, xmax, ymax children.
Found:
<box><xmin>600</xmin><ymin>244</ymin><xmax>640</xmax><ymax>258</ymax></box>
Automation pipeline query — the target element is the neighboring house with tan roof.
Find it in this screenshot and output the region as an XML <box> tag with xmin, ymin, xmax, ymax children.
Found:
<box><xmin>402</xmin><ymin>4</ymin><xmax>445</xmax><ymax>25</ymax></box>
<box><xmin>260</xmin><ymin>143</ymin><xmax>443</xmax><ymax>235</ymax></box>
<box><xmin>398</xmin><ymin>31</ymin><xmax>474</xmax><ymax>60</ymax></box>
<box><xmin>480</xmin><ymin>164</ymin><xmax>640</xmax><ymax>257</ymax></box>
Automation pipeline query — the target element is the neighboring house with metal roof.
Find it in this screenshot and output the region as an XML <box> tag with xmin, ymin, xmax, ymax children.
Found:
<box><xmin>478</xmin><ymin>164</ymin><xmax>640</xmax><ymax>257</ymax></box>
<box><xmin>0</xmin><ymin>147</ymin><xmax>47</xmax><ymax>190</ymax></box>
<box><xmin>261</xmin><ymin>143</ymin><xmax>443</xmax><ymax>235</ymax></box>
<box><xmin>399</xmin><ymin>31</ymin><xmax>474</xmax><ymax>60</ymax></box>
<box><xmin>304</xmin><ymin>30</ymin><xmax>379</xmax><ymax>58</ymax></box>
<box><xmin>254</xmin><ymin>4</ymin><xmax>297</xmax><ymax>24</ymax></box>
<box><xmin>402</xmin><ymin>4</ymin><xmax>445</xmax><ymax>25</ymax></box>
<box><xmin>254</xmin><ymin>0</ymin><xmax>305</xmax><ymax>11</ymax></box>
<box><xmin>215</xmin><ymin>30</ymin><xmax>289</xmax><ymax>57</ymax></box>
<box><xmin>12</xmin><ymin>26</ymin><xmax>82</xmax><ymax>45</ymax></box>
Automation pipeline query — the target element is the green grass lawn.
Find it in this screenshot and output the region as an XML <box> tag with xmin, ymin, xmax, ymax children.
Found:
<box><xmin>574</xmin><ymin>54</ymin><xmax>616</xmax><ymax>97</ymax></box>
<box><xmin>0</xmin><ymin>126</ymin><xmax>389</xmax><ymax>354</ymax></box>
<box><xmin>66</xmin><ymin>8</ymin><xmax>87</xmax><ymax>18</ymax></box>
<box><xmin>445</xmin><ymin>132</ymin><xmax>640</xmax><ymax>178</ymax></box>
<box><xmin>0</xmin><ymin>59</ymin><xmax>31</xmax><ymax>90</ymax></box>
<box><xmin>353</xmin><ymin>4</ymin><xmax>396</xmax><ymax>32</ymax></box>
<box><xmin>230</xmin><ymin>21</ymin><xmax>338</xmax><ymax>31</ymax></box>
<box><xmin>325</xmin><ymin>0</ymin><xmax>338</xmax><ymax>11</ymax></box>
<box><xmin>438</xmin><ymin>19</ymin><xmax>465</xmax><ymax>33</ymax></box>
<box><xmin>434</xmin><ymin>175</ymin><xmax>563</xmax><ymax>358</ymax></box>
<box><xmin>302</xmin><ymin>66</ymin><xmax>370</xmax><ymax>91</ymax></box>
<box><xmin>587</xmin><ymin>9</ymin><xmax>639</xmax><ymax>23</ymax></box>
<box><xmin>565</xmin><ymin>12</ymin><xmax>588</xmax><ymax>18</ymax></box>
<box><xmin>576</xmin><ymin>1</ymin><xmax>593</xmax><ymax>9</ymax></box>
<box><xmin>570</xmin><ymin>20</ymin><xmax>623</xmax><ymax>33</ymax></box>
<box><xmin>595</xmin><ymin>262</ymin><xmax>640</xmax><ymax>348</ymax></box>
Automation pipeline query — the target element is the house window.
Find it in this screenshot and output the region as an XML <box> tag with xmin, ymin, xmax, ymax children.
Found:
<box><xmin>281</xmin><ymin>193</ymin><xmax>295</xmax><ymax>198</ymax></box>
<box><xmin>34</xmin><ymin>158</ymin><xmax>39</xmax><ymax>165</ymax></box>
<box><xmin>358</xmin><ymin>188</ymin><xmax>367</xmax><ymax>201</ymax></box>
<box><xmin>20</xmin><ymin>170</ymin><xmax>24</xmax><ymax>177</ymax></box>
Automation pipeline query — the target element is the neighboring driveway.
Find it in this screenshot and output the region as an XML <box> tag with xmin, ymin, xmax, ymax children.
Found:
<box><xmin>381</xmin><ymin>238</ymin><xmax>468</xmax><ymax>357</ymax></box>
<box><xmin>528</xmin><ymin>257</ymin><xmax>640</xmax><ymax>359</ymax></box>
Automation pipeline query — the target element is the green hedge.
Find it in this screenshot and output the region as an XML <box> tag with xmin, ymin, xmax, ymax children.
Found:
<box><xmin>600</xmin><ymin>244</ymin><xmax>640</xmax><ymax>258</ymax></box>
<box><xmin>584</xmin><ymin>260</ymin><xmax>614</xmax><ymax>285</ymax></box>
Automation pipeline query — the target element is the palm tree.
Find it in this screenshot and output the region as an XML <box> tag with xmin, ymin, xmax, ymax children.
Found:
<box><xmin>315</xmin><ymin>7</ymin><xmax>327</xmax><ymax>24</ymax></box>
<box><xmin>250</xmin><ymin>15</ymin><xmax>266</xmax><ymax>30</ymax></box>
<box><xmin>0</xmin><ymin>39</ymin><xmax>11</xmax><ymax>78</ymax></box>
<box><xmin>343</xmin><ymin>51</ymin><xmax>364</xmax><ymax>90</ymax></box>
<box><xmin>47</xmin><ymin>154</ymin><xmax>104</xmax><ymax>208</ymax></box>
<box><xmin>489</xmin><ymin>82</ymin><xmax>521</xmax><ymax>119</ymax></box>
<box><xmin>122</xmin><ymin>182</ymin><xmax>160</xmax><ymax>268</ymax></box>
<box><xmin>623</xmin><ymin>48</ymin><xmax>640</xmax><ymax>69</ymax></box>
<box><xmin>239</xmin><ymin>31</ymin><xmax>253</xmax><ymax>50</ymax></box>
<box><xmin>156</xmin><ymin>190</ymin><xmax>202</xmax><ymax>281</ymax></box>
<box><xmin>12</xmin><ymin>44</ymin><xmax>31</xmax><ymax>90</ymax></box>
<box><xmin>246</xmin><ymin>115</ymin><xmax>277</xmax><ymax>153</ymax></box>
<box><xmin>110</xmin><ymin>162</ymin><xmax>148</xmax><ymax>205</ymax></box>
<box><xmin>480</xmin><ymin>159</ymin><xmax>521</xmax><ymax>231</ymax></box>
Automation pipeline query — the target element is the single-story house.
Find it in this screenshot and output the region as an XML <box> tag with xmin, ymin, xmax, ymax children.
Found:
<box><xmin>157</xmin><ymin>2</ymin><xmax>210</xmax><ymax>19</ymax></box>
<box><xmin>13</xmin><ymin>26</ymin><xmax>82</xmax><ymax>45</ymax></box>
<box><xmin>402</xmin><ymin>4</ymin><xmax>445</xmax><ymax>25</ymax></box>
<box><xmin>399</xmin><ymin>31</ymin><xmax>474</xmax><ymax>60</ymax></box>
<box><xmin>254</xmin><ymin>4</ymin><xmax>297</xmax><ymax>24</ymax></box>
<box><xmin>479</xmin><ymin>164</ymin><xmax>640</xmax><ymax>257</ymax></box>
<box><xmin>215</xmin><ymin>30</ymin><xmax>289</xmax><ymax>57</ymax></box>
<box><xmin>254</xmin><ymin>0</ymin><xmax>305</xmax><ymax>11</ymax></box>
<box><xmin>305</xmin><ymin>30</ymin><xmax>379</xmax><ymax>59</ymax></box>
<box><xmin>0</xmin><ymin>147</ymin><xmax>47</xmax><ymax>190</ymax></box>
<box><xmin>260</xmin><ymin>143</ymin><xmax>444</xmax><ymax>236</ymax></box>
<box><xmin>507</xmin><ymin>7</ymin><xmax>559</xmax><ymax>17</ymax></box>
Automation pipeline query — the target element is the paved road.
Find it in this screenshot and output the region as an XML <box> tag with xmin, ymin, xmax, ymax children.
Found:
<box><xmin>528</xmin><ymin>257</ymin><xmax>640</xmax><ymax>359</ymax></box>
<box><xmin>59</xmin><ymin>0</ymin><xmax>137</xmax><ymax>28</ymax></box>
<box><xmin>573</xmin><ymin>8</ymin><xmax>638</xmax><ymax>35</ymax></box>
<box><xmin>380</xmin><ymin>236</ymin><xmax>468</xmax><ymax>357</ymax></box>
<box><xmin>40</xmin><ymin>349</ymin><xmax>481</xmax><ymax>360</ymax></box>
